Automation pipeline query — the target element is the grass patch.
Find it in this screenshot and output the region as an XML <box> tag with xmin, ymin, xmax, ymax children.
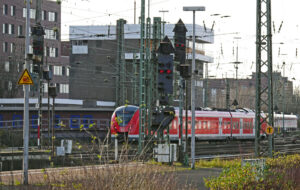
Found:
<box><xmin>205</xmin><ymin>154</ymin><xmax>300</xmax><ymax>190</ymax></box>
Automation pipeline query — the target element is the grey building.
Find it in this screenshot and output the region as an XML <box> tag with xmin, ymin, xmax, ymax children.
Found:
<box><xmin>0</xmin><ymin>0</ymin><xmax>69</xmax><ymax>99</ymax></box>
<box><xmin>201</xmin><ymin>72</ymin><xmax>294</xmax><ymax>112</ymax></box>
<box><xmin>69</xmin><ymin>22</ymin><xmax>214</xmax><ymax>108</ymax></box>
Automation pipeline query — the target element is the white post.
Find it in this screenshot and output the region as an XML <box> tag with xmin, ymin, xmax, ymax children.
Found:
<box><xmin>114</xmin><ymin>137</ymin><xmax>118</xmax><ymax>161</ymax></box>
<box><xmin>183</xmin><ymin>6</ymin><xmax>205</xmax><ymax>169</ymax></box>
<box><xmin>23</xmin><ymin>0</ymin><xmax>31</xmax><ymax>185</ymax></box>
<box><xmin>191</xmin><ymin>10</ymin><xmax>196</xmax><ymax>169</ymax></box>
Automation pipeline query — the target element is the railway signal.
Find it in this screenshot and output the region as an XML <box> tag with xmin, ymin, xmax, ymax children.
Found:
<box><xmin>173</xmin><ymin>19</ymin><xmax>190</xmax><ymax>79</ymax></box>
<box><xmin>157</xmin><ymin>36</ymin><xmax>175</xmax><ymax>105</ymax></box>
<box><xmin>31</xmin><ymin>24</ymin><xmax>45</xmax><ymax>74</ymax></box>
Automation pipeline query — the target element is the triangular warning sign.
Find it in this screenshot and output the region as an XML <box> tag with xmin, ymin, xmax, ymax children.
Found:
<box><xmin>18</xmin><ymin>69</ymin><xmax>34</xmax><ymax>85</ymax></box>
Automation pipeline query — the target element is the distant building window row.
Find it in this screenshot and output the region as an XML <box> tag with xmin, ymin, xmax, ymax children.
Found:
<box><xmin>44</xmin><ymin>47</ymin><xmax>59</xmax><ymax>57</ymax></box>
<box><xmin>51</xmin><ymin>65</ymin><xmax>69</xmax><ymax>76</ymax></box>
<box><xmin>59</xmin><ymin>84</ymin><xmax>69</xmax><ymax>94</ymax></box>
<box><xmin>44</xmin><ymin>83</ymin><xmax>69</xmax><ymax>94</ymax></box>
<box><xmin>45</xmin><ymin>29</ymin><xmax>58</xmax><ymax>40</ymax></box>
<box><xmin>3</xmin><ymin>4</ymin><xmax>17</xmax><ymax>16</ymax></box>
<box><xmin>22</xmin><ymin>8</ymin><xmax>58</xmax><ymax>22</ymax></box>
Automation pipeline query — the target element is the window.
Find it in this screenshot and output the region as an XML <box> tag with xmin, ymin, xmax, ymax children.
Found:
<box><xmin>53</xmin><ymin>66</ymin><xmax>62</xmax><ymax>75</ymax></box>
<box><xmin>55</xmin><ymin>48</ymin><xmax>58</xmax><ymax>57</ymax></box>
<box><xmin>60</xmin><ymin>84</ymin><xmax>69</xmax><ymax>94</ymax></box>
<box><xmin>42</xmin><ymin>10</ymin><xmax>47</xmax><ymax>20</ymax></box>
<box><xmin>23</xmin><ymin>8</ymin><xmax>36</xmax><ymax>19</ymax></box>
<box><xmin>4</xmin><ymin>61</ymin><xmax>10</xmax><ymax>72</ymax></box>
<box><xmin>3</xmin><ymin>23</ymin><xmax>8</xmax><ymax>34</ymax></box>
<box><xmin>3</xmin><ymin>42</ymin><xmax>8</xmax><ymax>52</ymax></box>
<box><xmin>48</xmin><ymin>12</ymin><xmax>56</xmax><ymax>22</ymax></box>
<box><xmin>49</xmin><ymin>47</ymin><xmax>56</xmax><ymax>57</ymax></box>
<box><xmin>10</xmin><ymin>43</ymin><xmax>15</xmax><ymax>53</ymax></box>
<box><xmin>43</xmin><ymin>82</ymin><xmax>48</xmax><ymax>93</ymax></box>
<box><xmin>62</xmin><ymin>66</ymin><xmax>66</xmax><ymax>75</ymax></box>
<box><xmin>66</xmin><ymin>67</ymin><xmax>69</xmax><ymax>76</ymax></box>
<box><xmin>8</xmin><ymin>24</ymin><xmax>14</xmax><ymax>34</ymax></box>
<box><xmin>18</xmin><ymin>25</ymin><xmax>23</xmax><ymax>36</ymax></box>
<box><xmin>3</xmin><ymin>4</ymin><xmax>8</xmax><ymax>15</ymax></box>
<box><xmin>45</xmin><ymin>29</ymin><xmax>57</xmax><ymax>40</ymax></box>
<box><xmin>10</xmin><ymin>5</ymin><xmax>16</xmax><ymax>16</ymax></box>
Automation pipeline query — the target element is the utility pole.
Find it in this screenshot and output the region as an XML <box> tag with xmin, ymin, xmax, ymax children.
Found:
<box><xmin>183</xmin><ymin>6</ymin><xmax>206</xmax><ymax>169</ymax></box>
<box><xmin>116</xmin><ymin>19</ymin><xmax>126</xmax><ymax>106</ymax></box>
<box><xmin>232</xmin><ymin>38</ymin><xmax>242</xmax><ymax>106</ymax></box>
<box><xmin>226</xmin><ymin>78</ymin><xmax>230</xmax><ymax>109</ymax></box>
<box><xmin>35</xmin><ymin>0</ymin><xmax>44</xmax><ymax>149</ymax></box>
<box><xmin>23</xmin><ymin>0</ymin><xmax>31</xmax><ymax>184</ymax></box>
<box><xmin>159</xmin><ymin>10</ymin><xmax>168</xmax><ymax>38</ymax></box>
<box><xmin>203</xmin><ymin>62</ymin><xmax>208</xmax><ymax>107</ymax></box>
<box><xmin>146</xmin><ymin>0</ymin><xmax>152</xmax><ymax>138</ymax></box>
<box><xmin>282</xmin><ymin>62</ymin><xmax>285</xmax><ymax>134</ymax></box>
<box><xmin>138</xmin><ymin>0</ymin><xmax>146</xmax><ymax>154</ymax></box>
<box><xmin>255</xmin><ymin>0</ymin><xmax>274</xmax><ymax>158</ymax></box>
<box><xmin>152</xmin><ymin>17</ymin><xmax>162</xmax><ymax>103</ymax></box>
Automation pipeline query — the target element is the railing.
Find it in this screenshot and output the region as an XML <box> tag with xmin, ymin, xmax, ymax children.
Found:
<box><xmin>0</xmin><ymin>118</ymin><xmax>110</xmax><ymax>131</ymax></box>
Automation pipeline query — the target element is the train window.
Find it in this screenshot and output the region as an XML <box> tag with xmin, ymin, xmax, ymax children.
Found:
<box><xmin>208</xmin><ymin>121</ymin><xmax>210</xmax><ymax>129</ymax></box>
<box><xmin>12</xmin><ymin>114</ymin><xmax>23</xmax><ymax>128</ymax></box>
<box><xmin>83</xmin><ymin>115</ymin><xmax>93</xmax><ymax>128</ymax></box>
<box><xmin>70</xmin><ymin>115</ymin><xmax>80</xmax><ymax>128</ymax></box>
<box><xmin>198</xmin><ymin>121</ymin><xmax>202</xmax><ymax>129</ymax></box>
<box><xmin>31</xmin><ymin>115</ymin><xmax>38</xmax><ymax>129</ymax></box>
<box><xmin>115</xmin><ymin>106</ymin><xmax>138</xmax><ymax>127</ymax></box>
<box><xmin>233</xmin><ymin>122</ymin><xmax>239</xmax><ymax>129</ymax></box>
<box><xmin>0</xmin><ymin>114</ymin><xmax>3</xmax><ymax>127</ymax></box>
<box><xmin>203</xmin><ymin>121</ymin><xmax>207</xmax><ymax>129</ymax></box>
<box><xmin>188</xmin><ymin>121</ymin><xmax>191</xmax><ymax>129</ymax></box>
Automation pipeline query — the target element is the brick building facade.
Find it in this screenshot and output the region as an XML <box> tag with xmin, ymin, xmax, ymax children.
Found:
<box><xmin>0</xmin><ymin>0</ymin><xmax>69</xmax><ymax>98</ymax></box>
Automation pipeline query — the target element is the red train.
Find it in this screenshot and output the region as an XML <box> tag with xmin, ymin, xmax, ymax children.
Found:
<box><xmin>110</xmin><ymin>106</ymin><xmax>298</xmax><ymax>141</ymax></box>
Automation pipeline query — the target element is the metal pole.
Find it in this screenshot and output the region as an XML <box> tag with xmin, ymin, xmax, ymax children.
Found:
<box><xmin>282</xmin><ymin>62</ymin><xmax>285</xmax><ymax>134</ymax></box>
<box><xmin>52</xmin><ymin>97</ymin><xmax>55</xmax><ymax>157</ymax></box>
<box><xmin>191</xmin><ymin>10</ymin><xmax>196</xmax><ymax>169</ymax></box>
<box><xmin>185</xmin><ymin>80</ymin><xmax>188</xmax><ymax>152</ymax></box>
<box><xmin>23</xmin><ymin>0</ymin><xmax>31</xmax><ymax>185</ymax></box>
<box><xmin>114</xmin><ymin>137</ymin><xmax>118</xmax><ymax>160</ymax></box>
<box><xmin>48</xmin><ymin>81</ymin><xmax>50</xmax><ymax>145</ymax></box>
<box><xmin>138</xmin><ymin>0</ymin><xmax>146</xmax><ymax>154</ymax></box>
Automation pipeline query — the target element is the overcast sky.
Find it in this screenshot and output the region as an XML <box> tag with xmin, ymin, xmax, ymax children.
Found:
<box><xmin>61</xmin><ymin>0</ymin><xmax>300</xmax><ymax>87</ymax></box>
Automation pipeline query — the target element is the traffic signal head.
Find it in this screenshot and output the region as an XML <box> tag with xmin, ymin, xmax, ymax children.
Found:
<box><xmin>32</xmin><ymin>38</ymin><xmax>44</xmax><ymax>57</ymax></box>
<box><xmin>173</xmin><ymin>19</ymin><xmax>187</xmax><ymax>65</ymax></box>
<box><xmin>32</xmin><ymin>25</ymin><xmax>45</xmax><ymax>59</ymax></box>
<box><xmin>158</xmin><ymin>54</ymin><xmax>173</xmax><ymax>95</ymax></box>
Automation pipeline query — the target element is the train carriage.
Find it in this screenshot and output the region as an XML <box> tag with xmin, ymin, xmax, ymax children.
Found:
<box><xmin>110</xmin><ymin>106</ymin><xmax>298</xmax><ymax>141</ymax></box>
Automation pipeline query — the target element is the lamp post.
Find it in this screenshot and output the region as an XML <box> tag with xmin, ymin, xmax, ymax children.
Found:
<box><xmin>183</xmin><ymin>6</ymin><xmax>205</xmax><ymax>169</ymax></box>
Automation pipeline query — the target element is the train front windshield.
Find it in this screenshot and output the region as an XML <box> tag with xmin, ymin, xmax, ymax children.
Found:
<box><xmin>115</xmin><ymin>106</ymin><xmax>138</xmax><ymax>127</ymax></box>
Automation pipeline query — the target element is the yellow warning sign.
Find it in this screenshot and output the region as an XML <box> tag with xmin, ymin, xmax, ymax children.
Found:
<box><xmin>18</xmin><ymin>69</ymin><xmax>34</xmax><ymax>85</ymax></box>
<box><xmin>265</xmin><ymin>125</ymin><xmax>274</xmax><ymax>135</ymax></box>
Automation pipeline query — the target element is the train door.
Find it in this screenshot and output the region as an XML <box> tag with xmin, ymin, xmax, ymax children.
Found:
<box><xmin>231</xmin><ymin>118</ymin><xmax>240</xmax><ymax>135</ymax></box>
<box><xmin>169</xmin><ymin>118</ymin><xmax>178</xmax><ymax>139</ymax></box>
<box><xmin>242</xmin><ymin>118</ymin><xmax>253</xmax><ymax>135</ymax></box>
<box><xmin>221</xmin><ymin>118</ymin><xmax>231</xmax><ymax>135</ymax></box>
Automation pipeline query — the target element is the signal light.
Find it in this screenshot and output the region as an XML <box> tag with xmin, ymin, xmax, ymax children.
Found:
<box><xmin>159</xmin><ymin>70</ymin><xmax>164</xmax><ymax>74</ymax></box>
<box><xmin>166</xmin><ymin>69</ymin><xmax>172</xmax><ymax>74</ymax></box>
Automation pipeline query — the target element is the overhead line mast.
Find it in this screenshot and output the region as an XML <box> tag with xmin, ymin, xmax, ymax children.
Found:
<box><xmin>255</xmin><ymin>0</ymin><xmax>274</xmax><ymax>157</ymax></box>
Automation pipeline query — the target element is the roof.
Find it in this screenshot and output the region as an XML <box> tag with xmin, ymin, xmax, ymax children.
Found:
<box><xmin>69</xmin><ymin>24</ymin><xmax>214</xmax><ymax>44</ymax></box>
